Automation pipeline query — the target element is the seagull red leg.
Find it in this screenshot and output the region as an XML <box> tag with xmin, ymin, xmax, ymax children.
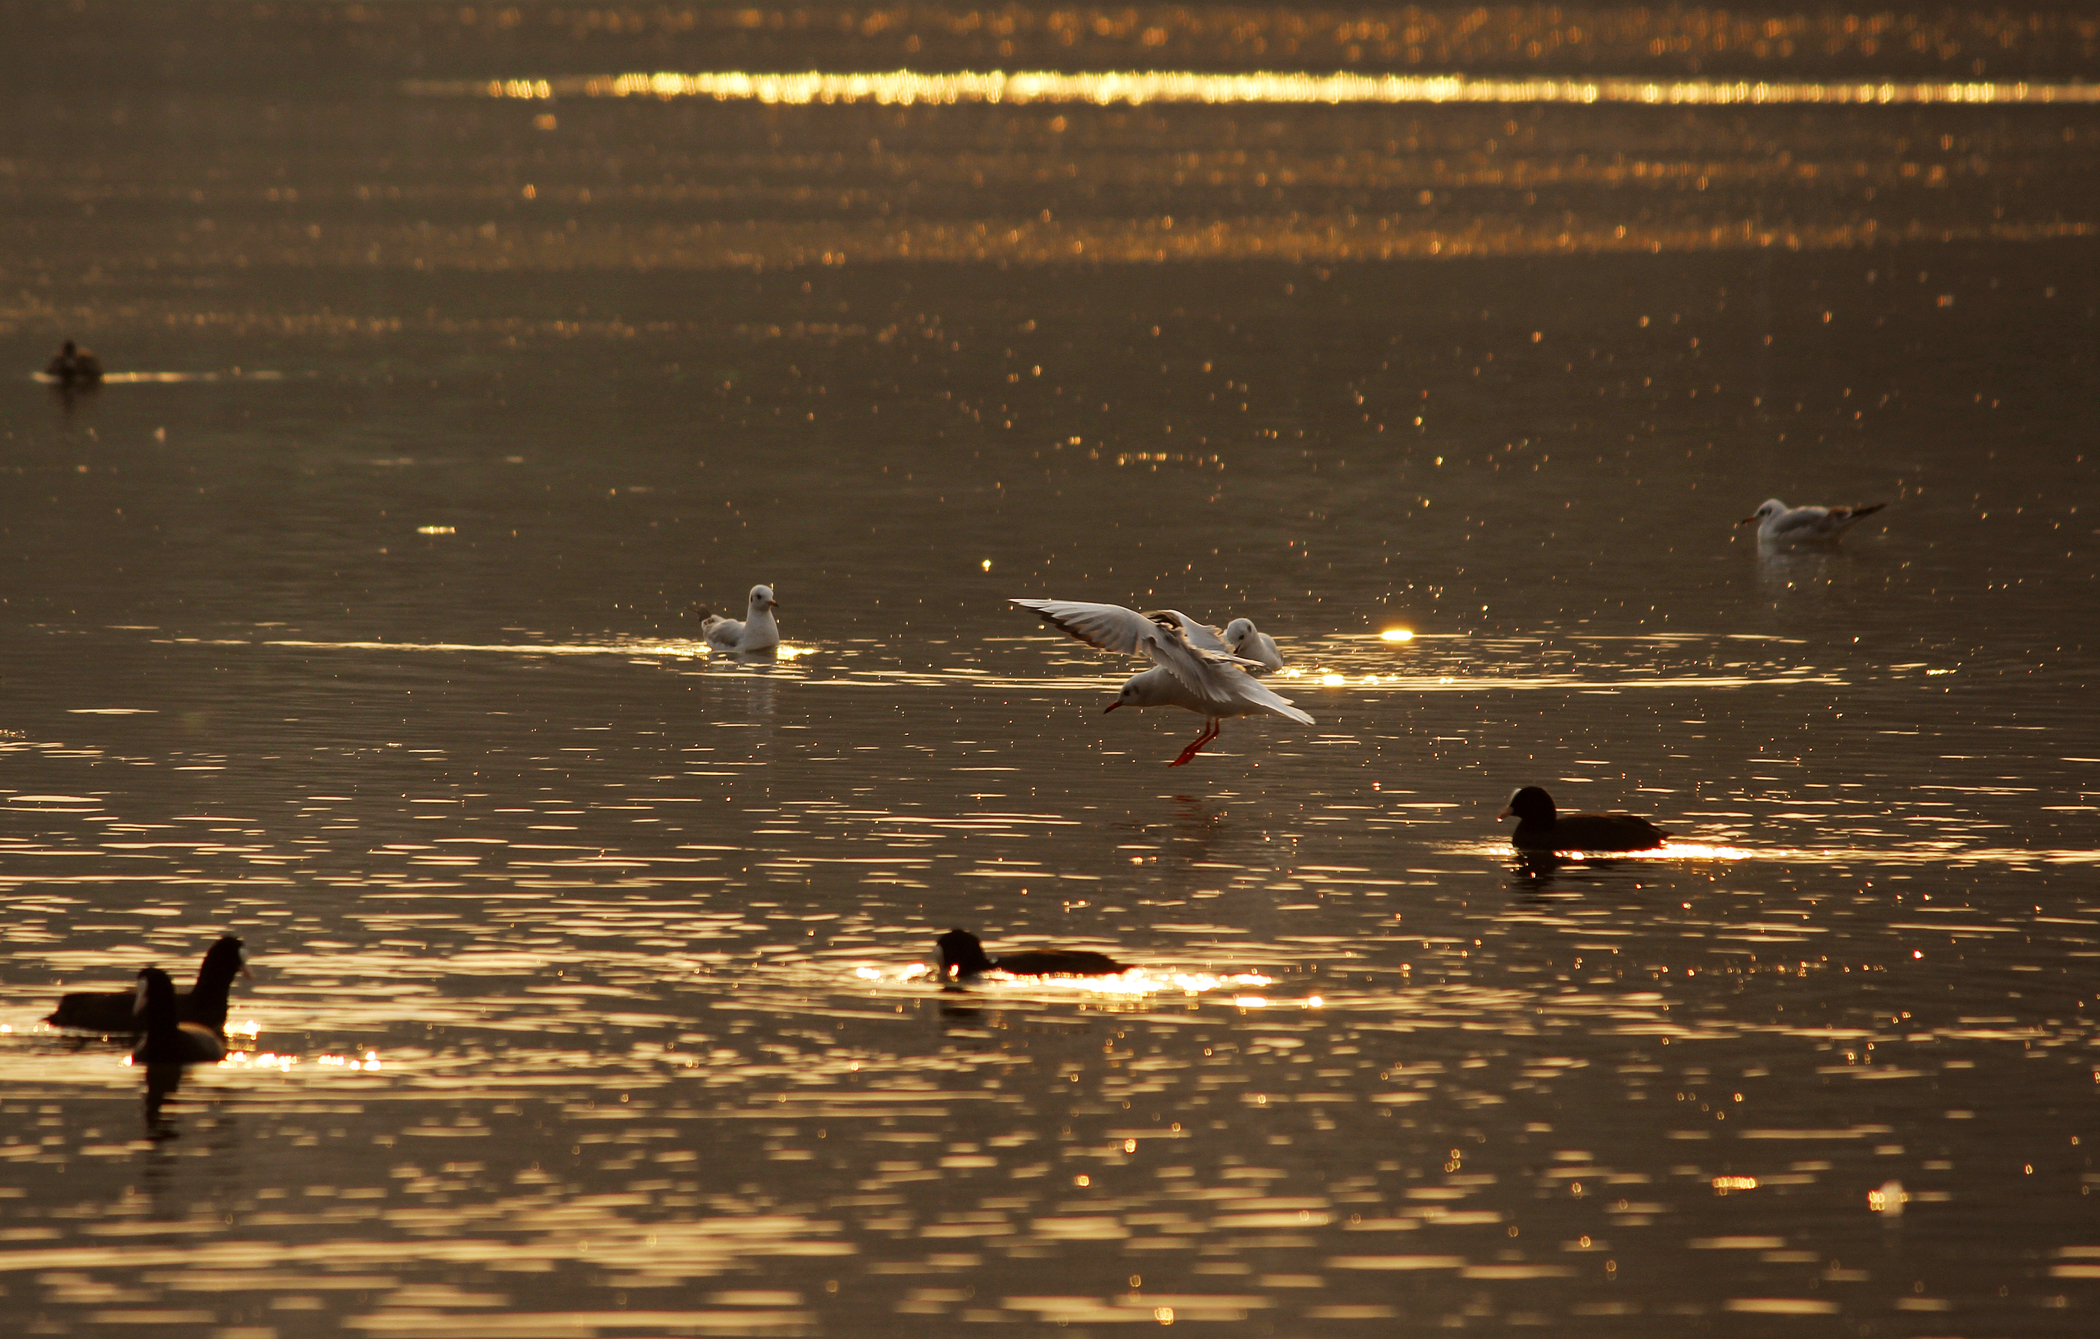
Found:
<box><xmin>1169</xmin><ymin>719</ymin><xmax>1220</xmax><ymax>767</ymax></box>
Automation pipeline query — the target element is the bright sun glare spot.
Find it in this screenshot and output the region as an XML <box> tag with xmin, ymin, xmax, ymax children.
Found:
<box><xmin>1712</xmin><ymin>1175</ymin><xmax>1759</xmax><ymax>1191</ymax></box>
<box><xmin>1381</xmin><ymin>628</ymin><xmax>1415</xmax><ymax>642</ymax></box>
<box><xmin>1321</xmin><ymin>673</ymin><xmax>1346</xmax><ymax>686</ymax></box>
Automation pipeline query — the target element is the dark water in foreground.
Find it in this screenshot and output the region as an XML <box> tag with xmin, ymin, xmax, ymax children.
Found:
<box><xmin>3</xmin><ymin>4</ymin><xmax>2099</xmax><ymax>1336</ymax></box>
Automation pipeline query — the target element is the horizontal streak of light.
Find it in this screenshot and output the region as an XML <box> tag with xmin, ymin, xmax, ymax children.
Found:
<box><xmin>1446</xmin><ymin>839</ymin><xmax>2100</xmax><ymax>866</ymax></box>
<box><xmin>408</xmin><ymin>70</ymin><xmax>2100</xmax><ymax>108</ymax></box>
<box><xmin>34</xmin><ymin>371</ymin><xmax>299</xmax><ymax>385</ymax></box>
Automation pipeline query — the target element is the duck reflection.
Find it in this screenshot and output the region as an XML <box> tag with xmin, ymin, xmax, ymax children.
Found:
<box><xmin>142</xmin><ymin>1062</ymin><xmax>190</xmax><ymax>1140</ymax></box>
<box><xmin>1507</xmin><ymin>848</ymin><xmax>1569</xmax><ymax>891</ymax></box>
<box><xmin>1505</xmin><ymin>849</ymin><xmax>1648</xmax><ymax>895</ymax></box>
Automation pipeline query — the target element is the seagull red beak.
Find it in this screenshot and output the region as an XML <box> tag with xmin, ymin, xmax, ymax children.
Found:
<box><xmin>1735</xmin><ymin>515</ymin><xmax>1758</xmax><ymax>526</ymax></box>
<box><xmin>1496</xmin><ymin>806</ymin><xmax>1514</xmax><ymax>821</ymax></box>
<box><xmin>1102</xmin><ymin>702</ymin><xmax>1121</xmax><ymax>714</ymax></box>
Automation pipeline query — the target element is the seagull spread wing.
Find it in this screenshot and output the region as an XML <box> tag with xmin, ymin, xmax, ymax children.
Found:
<box><xmin>1227</xmin><ymin>672</ymin><xmax>1316</xmax><ymax>725</ymax></box>
<box><xmin>1014</xmin><ymin>598</ymin><xmax>1272</xmax><ymax>702</ymax></box>
<box><xmin>1011</xmin><ymin>598</ymin><xmax>1173</xmax><ymax>656</ymax></box>
<box><xmin>1147</xmin><ymin>609</ymin><xmax>1229</xmax><ymax>653</ymax></box>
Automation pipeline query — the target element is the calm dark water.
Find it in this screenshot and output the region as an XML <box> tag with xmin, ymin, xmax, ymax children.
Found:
<box><xmin>3</xmin><ymin>4</ymin><xmax>2098</xmax><ymax>1337</ymax></box>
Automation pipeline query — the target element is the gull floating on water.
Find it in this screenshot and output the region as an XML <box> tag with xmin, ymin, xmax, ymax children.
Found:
<box><xmin>1145</xmin><ymin>610</ymin><xmax>1285</xmax><ymax>674</ymax></box>
<box><xmin>694</xmin><ymin>584</ymin><xmax>781</xmax><ymax>651</ymax></box>
<box><xmin>1222</xmin><ymin>617</ymin><xmax>1284</xmax><ymax>673</ymax></box>
<box><xmin>1012</xmin><ymin>598</ymin><xmax>1313</xmax><ymax>766</ymax></box>
<box><xmin>1739</xmin><ymin>497</ymin><xmax>1886</xmax><ymax>545</ymax></box>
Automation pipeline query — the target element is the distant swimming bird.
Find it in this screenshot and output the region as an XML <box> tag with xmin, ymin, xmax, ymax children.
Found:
<box><xmin>130</xmin><ymin>967</ymin><xmax>228</xmax><ymax>1065</ymax></box>
<box><xmin>1222</xmin><ymin>617</ymin><xmax>1284</xmax><ymax>673</ymax></box>
<box><xmin>43</xmin><ymin>339</ymin><xmax>104</xmax><ymax>386</ymax></box>
<box><xmin>1739</xmin><ymin>498</ymin><xmax>1886</xmax><ymax>545</ymax></box>
<box><xmin>48</xmin><ymin>936</ymin><xmax>246</xmax><ymax>1034</ymax></box>
<box><xmin>935</xmin><ymin>928</ymin><xmax>1125</xmax><ymax>980</ymax></box>
<box><xmin>1499</xmin><ymin>786</ymin><xmax>1669</xmax><ymax>852</ymax></box>
<box><xmin>1012</xmin><ymin>598</ymin><xmax>1313</xmax><ymax>766</ymax></box>
<box><xmin>695</xmin><ymin>584</ymin><xmax>781</xmax><ymax>651</ymax></box>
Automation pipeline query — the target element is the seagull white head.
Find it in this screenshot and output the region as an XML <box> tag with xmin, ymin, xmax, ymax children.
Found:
<box><xmin>1738</xmin><ymin>499</ymin><xmax>1787</xmax><ymax>526</ymax></box>
<box><xmin>748</xmin><ymin>584</ymin><xmax>779</xmax><ymax>611</ymax></box>
<box><xmin>1103</xmin><ymin>672</ymin><xmax>1175</xmax><ymax>714</ymax></box>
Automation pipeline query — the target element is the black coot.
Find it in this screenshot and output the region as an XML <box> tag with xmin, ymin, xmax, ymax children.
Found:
<box><xmin>1499</xmin><ymin>786</ymin><xmax>1669</xmax><ymax>852</ymax></box>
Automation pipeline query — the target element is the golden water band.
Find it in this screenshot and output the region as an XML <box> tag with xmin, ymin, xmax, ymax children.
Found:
<box><xmin>408</xmin><ymin>69</ymin><xmax>2100</xmax><ymax>107</ymax></box>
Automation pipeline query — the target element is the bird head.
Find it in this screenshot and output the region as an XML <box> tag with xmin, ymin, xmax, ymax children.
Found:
<box><xmin>1498</xmin><ymin>786</ymin><xmax>1557</xmax><ymax>823</ymax></box>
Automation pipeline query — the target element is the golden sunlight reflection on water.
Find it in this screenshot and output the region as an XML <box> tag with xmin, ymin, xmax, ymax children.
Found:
<box><xmin>418</xmin><ymin>70</ymin><xmax>2100</xmax><ymax>109</ymax></box>
<box><xmin>6</xmin><ymin>13</ymin><xmax>2100</xmax><ymax>1328</ymax></box>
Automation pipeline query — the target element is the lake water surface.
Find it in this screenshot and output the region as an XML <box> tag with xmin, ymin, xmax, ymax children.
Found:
<box><xmin>3</xmin><ymin>4</ymin><xmax>2098</xmax><ymax>1336</ymax></box>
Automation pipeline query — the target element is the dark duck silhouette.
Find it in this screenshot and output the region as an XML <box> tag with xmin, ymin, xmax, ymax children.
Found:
<box><xmin>935</xmin><ymin>928</ymin><xmax>1125</xmax><ymax>981</ymax></box>
<box><xmin>44</xmin><ymin>339</ymin><xmax>105</xmax><ymax>386</ymax></box>
<box><xmin>48</xmin><ymin>936</ymin><xmax>246</xmax><ymax>1034</ymax></box>
<box><xmin>1499</xmin><ymin>786</ymin><xmax>1669</xmax><ymax>852</ymax></box>
<box><xmin>130</xmin><ymin>966</ymin><xmax>228</xmax><ymax>1065</ymax></box>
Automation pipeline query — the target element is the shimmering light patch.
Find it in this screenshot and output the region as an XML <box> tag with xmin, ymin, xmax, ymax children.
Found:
<box><xmin>1449</xmin><ymin>839</ymin><xmax>1762</xmax><ymax>861</ymax></box>
<box><xmin>316</xmin><ymin>1051</ymin><xmax>385</xmax><ymax>1072</ymax></box>
<box><xmin>223</xmin><ymin>1051</ymin><xmax>299</xmax><ymax>1072</ymax></box>
<box><xmin>1380</xmin><ymin>629</ymin><xmax>1415</xmax><ymax>643</ymax></box>
<box><xmin>1712</xmin><ymin>1176</ymin><xmax>1760</xmax><ymax>1191</ymax></box>
<box><xmin>860</xmin><ymin>964</ymin><xmax>1275</xmax><ymax>1001</ymax></box>
<box><xmin>35</xmin><ymin>370</ymin><xmax>295</xmax><ymax>384</ymax></box>
<box><xmin>415</xmin><ymin>525</ymin><xmax>456</xmax><ymax>536</ymax></box>
<box><xmin>413</xmin><ymin>70</ymin><xmax>2100</xmax><ymax>108</ymax></box>
<box><xmin>257</xmin><ymin>637</ymin><xmax>814</xmax><ymax>662</ymax></box>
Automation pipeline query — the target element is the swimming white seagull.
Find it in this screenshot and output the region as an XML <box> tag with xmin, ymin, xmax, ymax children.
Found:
<box><xmin>695</xmin><ymin>584</ymin><xmax>781</xmax><ymax>651</ymax></box>
<box><xmin>1012</xmin><ymin>598</ymin><xmax>1313</xmax><ymax>766</ymax></box>
<box><xmin>1739</xmin><ymin>498</ymin><xmax>1887</xmax><ymax>545</ymax></box>
<box><xmin>1222</xmin><ymin>617</ymin><xmax>1284</xmax><ymax>673</ymax></box>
